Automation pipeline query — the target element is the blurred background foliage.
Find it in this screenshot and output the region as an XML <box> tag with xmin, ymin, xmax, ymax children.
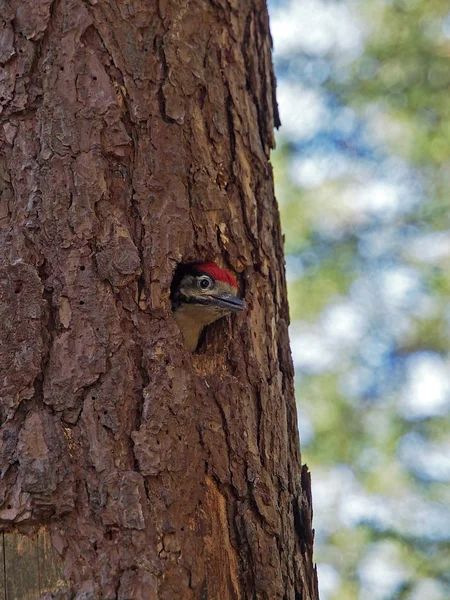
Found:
<box><xmin>267</xmin><ymin>0</ymin><xmax>450</xmax><ymax>598</ymax></box>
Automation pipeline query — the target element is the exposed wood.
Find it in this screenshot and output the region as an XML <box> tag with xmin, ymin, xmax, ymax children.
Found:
<box><xmin>1</xmin><ymin>529</ymin><xmax>66</xmax><ymax>600</ymax></box>
<box><xmin>4</xmin><ymin>531</ymin><xmax>40</xmax><ymax>600</ymax></box>
<box><xmin>0</xmin><ymin>0</ymin><xmax>318</xmax><ymax>597</ymax></box>
<box><xmin>38</xmin><ymin>528</ymin><xmax>67</xmax><ymax>596</ymax></box>
<box><xmin>0</xmin><ymin>533</ymin><xmax>5</xmax><ymax>599</ymax></box>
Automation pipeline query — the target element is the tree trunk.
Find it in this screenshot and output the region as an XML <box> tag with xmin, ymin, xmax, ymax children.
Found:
<box><xmin>0</xmin><ymin>0</ymin><xmax>318</xmax><ymax>598</ymax></box>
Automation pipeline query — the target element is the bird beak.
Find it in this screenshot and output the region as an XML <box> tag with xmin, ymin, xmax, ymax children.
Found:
<box><xmin>211</xmin><ymin>294</ymin><xmax>246</xmax><ymax>312</ymax></box>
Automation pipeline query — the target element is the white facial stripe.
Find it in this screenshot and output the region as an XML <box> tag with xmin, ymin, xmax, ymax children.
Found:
<box><xmin>179</xmin><ymin>276</ymin><xmax>238</xmax><ymax>299</ymax></box>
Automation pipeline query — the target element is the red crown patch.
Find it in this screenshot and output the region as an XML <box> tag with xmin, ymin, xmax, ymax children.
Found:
<box><xmin>195</xmin><ymin>262</ymin><xmax>238</xmax><ymax>288</ymax></box>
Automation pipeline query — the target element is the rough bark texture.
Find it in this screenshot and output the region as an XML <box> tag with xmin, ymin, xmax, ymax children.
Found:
<box><xmin>0</xmin><ymin>0</ymin><xmax>318</xmax><ymax>598</ymax></box>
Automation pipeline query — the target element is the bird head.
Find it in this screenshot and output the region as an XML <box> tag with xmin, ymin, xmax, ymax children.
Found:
<box><xmin>171</xmin><ymin>262</ymin><xmax>245</xmax><ymax>352</ymax></box>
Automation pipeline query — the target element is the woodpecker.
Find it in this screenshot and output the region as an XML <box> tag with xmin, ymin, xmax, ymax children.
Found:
<box><xmin>171</xmin><ymin>262</ymin><xmax>245</xmax><ymax>352</ymax></box>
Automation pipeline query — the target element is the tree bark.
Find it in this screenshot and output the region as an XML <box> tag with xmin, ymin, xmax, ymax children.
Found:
<box><xmin>0</xmin><ymin>0</ymin><xmax>318</xmax><ymax>598</ymax></box>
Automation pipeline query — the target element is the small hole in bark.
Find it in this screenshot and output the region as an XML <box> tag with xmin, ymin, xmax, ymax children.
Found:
<box><xmin>103</xmin><ymin>410</ymin><xmax>107</xmax><ymax>415</ymax></box>
<box><xmin>79</xmin><ymin>300</ymin><xmax>84</xmax><ymax>305</ymax></box>
<box><xmin>80</xmin><ymin>266</ymin><xmax>85</xmax><ymax>271</ymax></box>
<box><xmin>14</xmin><ymin>282</ymin><xmax>23</xmax><ymax>293</ymax></box>
<box><xmin>178</xmin><ymin>435</ymin><xmax>182</xmax><ymax>441</ymax></box>
<box><xmin>181</xmin><ymin>527</ymin><xmax>184</xmax><ymax>531</ymax></box>
<box><xmin>7</xmin><ymin>505</ymin><xmax>11</xmax><ymax>509</ymax></box>
<box><xmin>166</xmin><ymin>430</ymin><xmax>169</xmax><ymax>435</ymax></box>
<box><xmin>156</xmin><ymin>440</ymin><xmax>160</xmax><ymax>446</ymax></box>
<box><xmin>91</xmin><ymin>396</ymin><xmax>97</xmax><ymax>400</ymax></box>
<box><xmin>93</xmin><ymin>76</ymin><xmax>97</xmax><ymax>81</ymax></box>
<box><xmin>0</xmin><ymin>97</ymin><xmax>4</xmax><ymax>102</ymax></box>
<box><xmin>60</xmin><ymin>66</ymin><xmax>64</xmax><ymax>71</ymax></box>
<box><xmin>198</xmin><ymin>500</ymin><xmax>202</xmax><ymax>506</ymax></box>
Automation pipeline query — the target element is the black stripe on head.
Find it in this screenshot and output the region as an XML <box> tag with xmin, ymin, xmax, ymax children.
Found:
<box><xmin>174</xmin><ymin>294</ymin><xmax>213</xmax><ymax>307</ymax></box>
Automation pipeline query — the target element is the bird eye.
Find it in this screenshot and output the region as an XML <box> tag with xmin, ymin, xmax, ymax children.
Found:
<box><xmin>198</xmin><ymin>276</ymin><xmax>213</xmax><ymax>290</ymax></box>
